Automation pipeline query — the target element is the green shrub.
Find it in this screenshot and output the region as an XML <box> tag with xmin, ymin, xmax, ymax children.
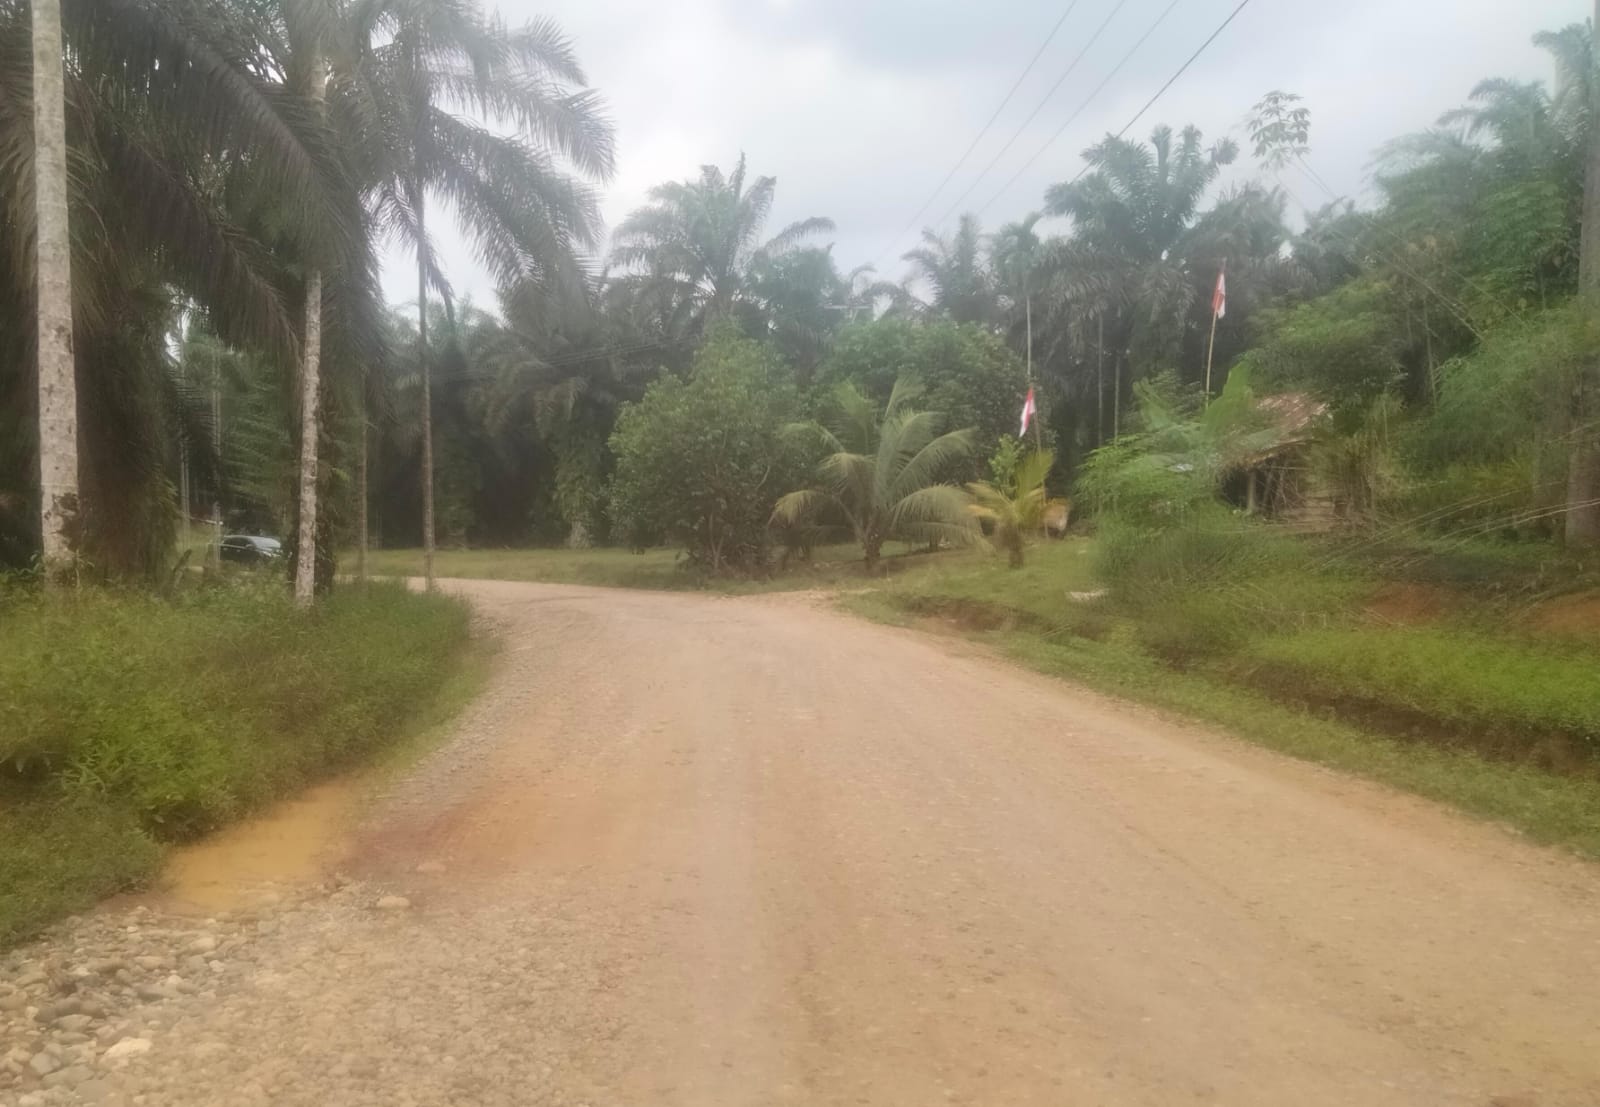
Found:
<box><xmin>0</xmin><ymin>581</ymin><xmax>471</xmax><ymax>838</ymax></box>
<box><xmin>609</xmin><ymin>328</ymin><xmax>807</xmax><ymax>572</ymax></box>
<box><xmin>1095</xmin><ymin>513</ymin><xmax>1367</xmax><ymax>661</ymax></box>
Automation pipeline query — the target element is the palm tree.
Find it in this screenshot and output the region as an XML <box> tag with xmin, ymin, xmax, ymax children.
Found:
<box><xmin>902</xmin><ymin>213</ymin><xmax>995</xmax><ymax>325</ymax></box>
<box><xmin>968</xmin><ymin>449</ymin><xmax>1059</xmax><ymax>569</ymax></box>
<box><xmin>773</xmin><ymin>379</ymin><xmax>977</xmax><ymax>572</ymax></box>
<box><xmin>342</xmin><ymin>0</ymin><xmax>615</xmax><ymax>587</ymax></box>
<box><xmin>1</xmin><ymin>0</ymin><xmax>359</xmax><ymax>577</ymax></box>
<box><xmin>29</xmin><ymin>0</ymin><xmax>75</xmax><ymax>572</ymax></box>
<box><xmin>610</xmin><ymin>154</ymin><xmax>835</xmax><ymax>340</ymax></box>
<box><xmin>1046</xmin><ymin>126</ymin><xmax>1239</xmax><ymax>382</ymax></box>
<box><xmin>991</xmin><ymin>212</ymin><xmax>1046</xmax><ymax>405</ymax></box>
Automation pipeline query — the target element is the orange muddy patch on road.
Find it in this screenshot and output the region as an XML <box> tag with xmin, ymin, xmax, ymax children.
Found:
<box><xmin>150</xmin><ymin>776</ymin><xmax>365</xmax><ymax>912</ymax></box>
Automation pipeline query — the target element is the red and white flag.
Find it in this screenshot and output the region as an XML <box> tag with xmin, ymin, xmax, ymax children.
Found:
<box><xmin>1211</xmin><ymin>267</ymin><xmax>1227</xmax><ymax>320</ymax></box>
<box><xmin>1019</xmin><ymin>386</ymin><xmax>1037</xmax><ymax>437</ymax></box>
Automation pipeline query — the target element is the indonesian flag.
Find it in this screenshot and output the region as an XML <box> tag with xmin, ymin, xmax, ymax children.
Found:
<box><xmin>1019</xmin><ymin>386</ymin><xmax>1037</xmax><ymax>436</ymax></box>
<box><xmin>1211</xmin><ymin>267</ymin><xmax>1227</xmax><ymax>319</ymax></box>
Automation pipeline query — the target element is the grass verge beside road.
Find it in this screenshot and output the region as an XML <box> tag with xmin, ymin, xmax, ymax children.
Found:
<box><xmin>843</xmin><ymin>540</ymin><xmax>1600</xmax><ymax>860</ymax></box>
<box><xmin>357</xmin><ymin>541</ymin><xmax>932</xmax><ymax>593</ymax></box>
<box><xmin>0</xmin><ymin>581</ymin><xmax>478</xmax><ymax>947</ymax></box>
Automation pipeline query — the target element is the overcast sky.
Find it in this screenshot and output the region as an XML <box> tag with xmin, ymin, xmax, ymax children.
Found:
<box><xmin>380</xmin><ymin>0</ymin><xmax>1587</xmax><ymax>310</ymax></box>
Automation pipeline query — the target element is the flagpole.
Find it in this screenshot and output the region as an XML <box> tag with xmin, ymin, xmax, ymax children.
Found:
<box><xmin>1204</xmin><ymin>262</ymin><xmax>1225</xmax><ymax>405</ymax></box>
<box><xmin>1026</xmin><ymin>291</ymin><xmax>1042</xmax><ymax>451</ymax></box>
<box><xmin>1204</xmin><ymin>307</ymin><xmax>1219</xmax><ymax>405</ymax></box>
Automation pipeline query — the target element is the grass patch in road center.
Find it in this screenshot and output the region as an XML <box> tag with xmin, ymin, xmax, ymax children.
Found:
<box><xmin>0</xmin><ymin>581</ymin><xmax>478</xmax><ymax>948</ymax></box>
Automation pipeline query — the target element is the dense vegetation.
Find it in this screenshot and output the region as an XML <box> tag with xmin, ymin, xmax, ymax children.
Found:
<box><xmin>6</xmin><ymin>0</ymin><xmax>1600</xmax><ymax>924</ymax></box>
<box><xmin>9</xmin><ymin>4</ymin><xmax>1598</xmax><ymax>582</ymax></box>
<box><xmin>0</xmin><ymin>582</ymin><xmax>473</xmax><ymax>944</ymax></box>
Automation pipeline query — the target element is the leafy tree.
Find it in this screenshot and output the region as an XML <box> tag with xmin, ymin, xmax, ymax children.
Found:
<box><xmin>609</xmin><ymin>330</ymin><xmax>804</xmax><ymax>573</ymax></box>
<box><xmin>773</xmin><ymin>378</ymin><xmax>977</xmax><ymax>571</ymax></box>
<box><xmin>968</xmin><ymin>448</ymin><xmax>1058</xmax><ymax>568</ymax></box>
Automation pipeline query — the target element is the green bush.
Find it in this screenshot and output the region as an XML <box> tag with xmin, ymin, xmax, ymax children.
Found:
<box><xmin>609</xmin><ymin>328</ymin><xmax>807</xmax><ymax>572</ymax></box>
<box><xmin>1095</xmin><ymin>512</ymin><xmax>1367</xmax><ymax>662</ymax></box>
<box><xmin>0</xmin><ymin>580</ymin><xmax>472</xmax><ymax>945</ymax></box>
<box><xmin>0</xmin><ymin>581</ymin><xmax>471</xmax><ymax>837</ymax></box>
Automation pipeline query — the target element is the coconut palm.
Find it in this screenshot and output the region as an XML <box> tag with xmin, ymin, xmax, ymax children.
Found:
<box><xmin>610</xmin><ymin>154</ymin><xmax>835</xmax><ymax>340</ymax></box>
<box><xmin>967</xmin><ymin>448</ymin><xmax>1060</xmax><ymax>569</ymax></box>
<box><xmin>773</xmin><ymin>379</ymin><xmax>977</xmax><ymax>572</ymax></box>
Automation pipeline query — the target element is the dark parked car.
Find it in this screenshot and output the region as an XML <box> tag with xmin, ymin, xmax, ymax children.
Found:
<box><xmin>219</xmin><ymin>534</ymin><xmax>283</xmax><ymax>567</ymax></box>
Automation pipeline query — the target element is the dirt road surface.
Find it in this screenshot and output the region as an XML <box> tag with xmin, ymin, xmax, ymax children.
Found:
<box><xmin>6</xmin><ymin>578</ymin><xmax>1600</xmax><ymax>1107</ymax></box>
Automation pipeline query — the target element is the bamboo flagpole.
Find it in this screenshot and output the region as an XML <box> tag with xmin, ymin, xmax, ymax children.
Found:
<box><xmin>1204</xmin><ymin>262</ymin><xmax>1226</xmax><ymax>403</ymax></box>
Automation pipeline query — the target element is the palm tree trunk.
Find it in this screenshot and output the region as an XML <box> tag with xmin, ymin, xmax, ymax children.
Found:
<box><xmin>417</xmin><ymin>192</ymin><xmax>436</xmax><ymax>589</ymax></box>
<box><xmin>293</xmin><ymin>269</ymin><xmax>323</xmax><ymax>606</ymax></box>
<box><xmin>32</xmin><ymin>0</ymin><xmax>78</xmax><ymax>572</ymax></box>
<box><xmin>1569</xmin><ymin>0</ymin><xmax>1600</xmax><ymax>545</ymax></box>
<box><xmin>292</xmin><ymin>59</ymin><xmax>328</xmax><ymax>607</ymax></box>
<box><xmin>1113</xmin><ymin>354</ymin><xmax>1123</xmax><ymax>442</ymax></box>
<box><xmin>356</xmin><ymin>395</ymin><xmax>368</xmax><ymax>582</ymax></box>
<box><xmin>1096</xmin><ymin>312</ymin><xmax>1105</xmax><ymax>447</ymax></box>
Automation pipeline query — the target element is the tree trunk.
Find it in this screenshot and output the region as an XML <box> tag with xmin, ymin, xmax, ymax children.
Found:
<box><xmin>1096</xmin><ymin>312</ymin><xmax>1105</xmax><ymax>447</ymax></box>
<box><xmin>291</xmin><ymin>55</ymin><xmax>327</xmax><ymax>606</ymax></box>
<box><xmin>293</xmin><ymin>269</ymin><xmax>323</xmax><ymax>606</ymax></box>
<box><xmin>417</xmin><ymin>191</ymin><xmax>436</xmax><ymax>589</ymax></box>
<box><xmin>1006</xmin><ymin>528</ymin><xmax>1024</xmax><ymax>569</ymax></box>
<box><xmin>356</xmin><ymin>394</ymin><xmax>369</xmax><ymax>581</ymax></box>
<box><xmin>1569</xmin><ymin>0</ymin><xmax>1600</xmax><ymax>545</ymax></box>
<box><xmin>864</xmin><ymin>535</ymin><xmax>882</xmax><ymax>575</ymax></box>
<box><xmin>1113</xmin><ymin>354</ymin><xmax>1123</xmax><ymax>442</ymax></box>
<box><xmin>33</xmin><ymin>0</ymin><xmax>77</xmax><ymax>572</ymax></box>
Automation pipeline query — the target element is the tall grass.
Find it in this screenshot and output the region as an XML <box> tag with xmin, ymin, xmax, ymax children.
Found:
<box><xmin>0</xmin><ymin>581</ymin><xmax>472</xmax><ymax>945</ymax></box>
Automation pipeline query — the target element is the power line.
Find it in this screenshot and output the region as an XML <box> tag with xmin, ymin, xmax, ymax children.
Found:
<box><xmin>430</xmin><ymin>2</ymin><xmax>1259</xmax><ymax>382</ymax></box>
<box><xmin>870</xmin><ymin>1</ymin><xmax>1086</xmax><ymax>269</ymax></box>
<box><xmin>924</xmin><ymin>0</ymin><xmax>1135</xmax><ymax>236</ymax></box>
<box><xmin>977</xmin><ymin>0</ymin><xmax>1185</xmax><ymax>218</ymax></box>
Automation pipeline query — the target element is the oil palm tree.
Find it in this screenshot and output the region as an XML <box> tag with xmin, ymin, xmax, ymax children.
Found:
<box><xmin>1046</xmin><ymin>125</ymin><xmax>1239</xmax><ymax>380</ymax></box>
<box><xmin>901</xmin><ymin>213</ymin><xmax>995</xmax><ymax>325</ymax></box>
<box><xmin>1</xmin><ymin>0</ymin><xmax>360</xmax><ymax>576</ymax></box>
<box><xmin>991</xmin><ymin>212</ymin><xmax>1046</xmax><ymax>393</ymax></box>
<box><xmin>340</xmin><ymin>0</ymin><xmax>615</xmax><ymax>586</ymax></box>
<box><xmin>610</xmin><ymin>154</ymin><xmax>835</xmax><ymax>340</ymax></box>
<box><xmin>773</xmin><ymin>378</ymin><xmax>976</xmax><ymax>572</ymax></box>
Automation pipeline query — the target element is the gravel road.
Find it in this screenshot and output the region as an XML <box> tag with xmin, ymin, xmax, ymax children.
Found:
<box><xmin>4</xmin><ymin>578</ymin><xmax>1600</xmax><ymax>1106</ymax></box>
